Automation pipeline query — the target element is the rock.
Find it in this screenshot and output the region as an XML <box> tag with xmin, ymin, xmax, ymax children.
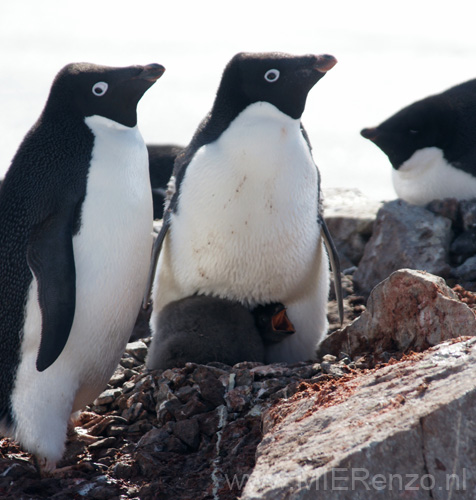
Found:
<box><xmin>353</xmin><ymin>200</ymin><xmax>452</xmax><ymax>294</ymax></box>
<box><xmin>319</xmin><ymin>269</ymin><xmax>476</xmax><ymax>362</ymax></box>
<box><xmin>226</xmin><ymin>386</ymin><xmax>253</xmax><ymax>412</ymax></box>
<box><xmin>88</xmin><ymin>437</ymin><xmax>117</xmax><ymax>450</ymax></box>
<box><xmin>125</xmin><ymin>340</ymin><xmax>149</xmax><ymax>363</ymax></box>
<box><xmin>136</xmin><ymin>427</ymin><xmax>169</xmax><ymax>451</ymax></box>
<box><xmin>426</xmin><ymin>197</ymin><xmax>460</xmax><ymax>223</ymax></box>
<box><xmin>450</xmin><ymin>230</ymin><xmax>476</xmax><ymax>263</ymax></box>
<box><xmin>108</xmin><ymin>365</ymin><xmax>127</xmax><ymax>387</ymax></box>
<box><xmin>192</xmin><ymin>365</ymin><xmax>226</xmax><ymax>407</ymax></box>
<box><xmin>250</xmin><ymin>364</ymin><xmax>290</xmax><ymax>379</ymax></box>
<box><xmin>172</xmin><ymin>418</ymin><xmax>200</xmax><ymax>450</ymax></box>
<box><xmin>242</xmin><ymin>338</ymin><xmax>476</xmax><ymax>500</ymax></box>
<box><xmin>459</xmin><ymin>199</ymin><xmax>476</xmax><ymax>231</ymax></box>
<box><xmin>120</xmin><ymin>352</ymin><xmax>141</xmax><ymax>369</ymax></box>
<box><xmin>453</xmin><ymin>255</ymin><xmax>476</xmax><ymax>281</ymax></box>
<box><xmin>93</xmin><ymin>388</ymin><xmax>122</xmax><ymax>406</ymax></box>
<box><xmin>323</xmin><ymin>188</ymin><xmax>383</xmax><ymax>267</ymax></box>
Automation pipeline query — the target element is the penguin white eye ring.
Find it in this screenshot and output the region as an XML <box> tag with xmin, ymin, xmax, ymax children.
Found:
<box><xmin>92</xmin><ymin>81</ymin><xmax>108</xmax><ymax>96</ymax></box>
<box><xmin>264</xmin><ymin>69</ymin><xmax>280</xmax><ymax>82</ymax></box>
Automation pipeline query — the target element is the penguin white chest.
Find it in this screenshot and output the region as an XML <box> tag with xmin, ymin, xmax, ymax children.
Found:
<box><xmin>393</xmin><ymin>147</ymin><xmax>476</xmax><ymax>205</ymax></box>
<box><xmin>69</xmin><ymin>115</ymin><xmax>153</xmax><ymax>404</ymax></box>
<box><xmin>169</xmin><ymin>102</ymin><xmax>321</xmax><ymax>305</ymax></box>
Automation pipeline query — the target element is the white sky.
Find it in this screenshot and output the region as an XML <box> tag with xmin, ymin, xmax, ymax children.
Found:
<box><xmin>1</xmin><ymin>0</ymin><xmax>476</xmax><ymax>200</ymax></box>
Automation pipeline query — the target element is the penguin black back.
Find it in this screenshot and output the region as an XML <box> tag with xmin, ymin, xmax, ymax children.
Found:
<box><xmin>0</xmin><ymin>103</ymin><xmax>93</xmax><ymax>423</ymax></box>
<box><xmin>361</xmin><ymin>79</ymin><xmax>476</xmax><ymax>176</ymax></box>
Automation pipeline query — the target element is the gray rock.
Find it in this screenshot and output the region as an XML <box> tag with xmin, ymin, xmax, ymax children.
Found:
<box><xmin>459</xmin><ymin>199</ymin><xmax>476</xmax><ymax>231</ymax></box>
<box><xmin>242</xmin><ymin>338</ymin><xmax>476</xmax><ymax>500</ymax></box>
<box><xmin>93</xmin><ymin>388</ymin><xmax>122</xmax><ymax>406</ymax></box>
<box><xmin>125</xmin><ymin>340</ymin><xmax>148</xmax><ymax>363</ymax></box>
<box><xmin>454</xmin><ymin>255</ymin><xmax>476</xmax><ymax>281</ymax></box>
<box><xmin>450</xmin><ymin>230</ymin><xmax>476</xmax><ymax>262</ymax></box>
<box><xmin>323</xmin><ymin>188</ymin><xmax>383</xmax><ymax>267</ymax></box>
<box><xmin>319</xmin><ymin>269</ymin><xmax>476</xmax><ymax>361</ymax></box>
<box><xmin>172</xmin><ymin>418</ymin><xmax>200</xmax><ymax>450</ymax></box>
<box><xmin>108</xmin><ymin>365</ymin><xmax>127</xmax><ymax>387</ymax></box>
<box><xmin>353</xmin><ymin>200</ymin><xmax>452</xmax><ymax>294</ymax></box>
<box><xmin>426</xmin><ymin>197</ymin><xmax>460</xmax><ymax>223</ymax></box>
<box><xmin>88</xmin><ymin>437</ymin><xmax>117</xmax><ymax>451</ymax></box>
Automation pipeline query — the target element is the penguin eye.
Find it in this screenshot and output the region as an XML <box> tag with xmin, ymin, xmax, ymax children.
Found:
<box><xmin>264</xmin><ymin>69</ymin><xmax>280</xmax><ymax>83</ymax></box>
<box><xmin>92</xmin><ymin>81</ymin><xmax>108</xmax><ymax>97</ymax></box>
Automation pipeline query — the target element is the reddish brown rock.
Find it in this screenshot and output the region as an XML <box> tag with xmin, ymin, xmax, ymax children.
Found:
<box><xmin>243</xmin><ymin>338</ymin><xmax>476</xmax><ymax>500</ymax></box>
<box><xmin>319</xmin><ymin>269</ymin><xmax>476</xmax><ymax>362</ymax></box>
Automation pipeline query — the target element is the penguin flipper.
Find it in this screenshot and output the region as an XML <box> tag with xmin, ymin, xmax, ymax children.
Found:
<box><xmin>319</xmin><ymin>215</ymin><xmax>344</xmax><ymax>325</ymax></box>
<box><xmin>27</xmin><ymin>212</ymin><xmax>76</xmax><ymax>372</ymax></box>
<box><xmin>142</xmin><ymin>219</ymin><xmax>169</xmax><ymax>309</ymax></box>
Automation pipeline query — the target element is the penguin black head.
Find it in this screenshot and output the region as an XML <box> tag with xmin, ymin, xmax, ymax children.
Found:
<box><xmin>252</xmin><ymin>302</ymin><xmax>296</xmax><ymax>345</ymax></box>
<box><xmin>361</xmin><ymin>96</ymin><xmax>455</xmax><ymax>169</ymax></box>
<box><xmin>214</xmin><ymin>52</ymin><xmax>337</xmax><ymax>120</ymax></box>
<box><xmin>362</xmin><ymin>79</ymin><xmax>476</xmax><ymax>174</ymax></box>
<box><xmin>43</xmin><ymin>62</ymin><xmax>165</xmax><ymax>127</ymax></box>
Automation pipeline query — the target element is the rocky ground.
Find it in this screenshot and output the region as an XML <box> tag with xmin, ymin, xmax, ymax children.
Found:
<box><xmin>0</xmin><ymin>288</ymin><xmax>365</xmax><ymax>500</ymax></box>
<box><xmin>2</xmin><ymin>190</ymin><xmax>476</xmax><ymax>499</ymax></box>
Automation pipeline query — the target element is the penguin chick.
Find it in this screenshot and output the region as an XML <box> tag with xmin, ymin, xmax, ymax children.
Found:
<box><xmin>146</xmin><ymin>295</ymin><xmax>265</xmax><ymax>369</ymax></box>
<box><xmin>252</xmin><ymin>303</ymin><xmax>296</xmax><ymax>345</ymax></box>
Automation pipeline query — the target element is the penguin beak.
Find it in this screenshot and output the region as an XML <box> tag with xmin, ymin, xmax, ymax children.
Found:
<box><xmin>361</xmin><ymin>127</ymin><xmax>379</xmax><ymax>142</ymax></box>
<box><xmin>271</xmin><ymin>307</ymin><xmax>296</xmax><ymax>334</ymax></box>
<box><xmin>314</xmin><ymin>54</ymin><xmax>337</xmax><ymax>73</ymax></box>
<box><xmin>137</xmin><ymin>64</ymin><xmax>166</xmax><ymax>82</ymax></box>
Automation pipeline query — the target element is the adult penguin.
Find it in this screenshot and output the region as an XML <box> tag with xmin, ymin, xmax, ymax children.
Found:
<box><xmin>144</xmin><ymin>52</ymin><xmax>342</xmax><ymax>365</ymax></box>
<box><xmin>0</xmin><ymin>61</ymin><xmax>164</xmax><ymax>469</ymax></box>
<box><xmin>361</xmin><ymin>79</ymin><xmax>476</xmax><ymax>205</ymax></box>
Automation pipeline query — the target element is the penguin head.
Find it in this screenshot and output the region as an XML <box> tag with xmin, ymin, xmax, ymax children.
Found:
<box><xmin>361</xmin><ymin>96</ymin><xmax>454</xmax><ymax>170</ymax></box>
<box><xmin>214</xmin><ymin>52</ymin><xmax>337</xmax><ymax>120</ymax></box>
<box><xmin>252</xmin><ymin>302</ymin><xmax>295</xmax><ymax>345</ymax></box>
<box><xmin>45</xmin><ymin>63</ymin><xmax>165</xmax><ymax>127</ymax></box>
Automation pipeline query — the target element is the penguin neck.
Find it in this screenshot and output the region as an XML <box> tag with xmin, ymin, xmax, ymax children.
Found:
<box><xmin>84</xmin><ymin>114</ymin><xmax>137</xmax><ymax>132</ymax></box>
<box><xmin>201</xmin><ymin>102</ymin><xmax>305</xmax><ymax>183</ymax></box>
<box><xmin>221</xmin><ymin>101</ymin><xmax>301</xmax><ymax>141</ymax></box>
<box><xmin>199</xmin><ymin>100</ymin><xmax>300</xmax><ymax>147</ymax></box>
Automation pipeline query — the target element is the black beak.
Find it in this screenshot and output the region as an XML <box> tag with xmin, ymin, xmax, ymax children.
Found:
<box><xmin>138</xmin><ymin>64</ymin><xmax>166</xmax><ymax>82</ymax></box>
<box><xmin>314</xmin><ymin>54</ymin><xmax>338</xmax><ymax>73</ymax></box>
<box><xmin>361</xmin><ymin>127</ymin><xmax>379</xmax><ymax>141</ymax></box>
